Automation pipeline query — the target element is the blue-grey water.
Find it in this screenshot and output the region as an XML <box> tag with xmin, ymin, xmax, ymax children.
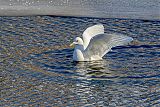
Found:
<box><xmin>0</xmin><ymin>16</ymin><xmax>160</xmax><ymax>106</ymax></box>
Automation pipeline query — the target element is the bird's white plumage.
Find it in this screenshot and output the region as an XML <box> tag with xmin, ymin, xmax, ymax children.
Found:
<box><xmin>71</xmin><ymin>24</ymin><xmax>133</xmax><ymax>61</ymax></box>
<box><xmin>82</xmin><ymin>24</ymin><xmax>104</xmax><ymax>50</ymax></box>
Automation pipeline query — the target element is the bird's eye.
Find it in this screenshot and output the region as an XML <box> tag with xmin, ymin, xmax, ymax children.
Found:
<box><xmin>76</xmin><ymin>40</ymin><xmax>78</xmax><ymax>42</ymax></box>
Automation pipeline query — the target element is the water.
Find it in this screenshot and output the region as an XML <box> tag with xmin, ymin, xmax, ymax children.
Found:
<box><xmin>0</xmin><ymin>16</ymin><xmax>160</xmax><ymax>106</ymax></box>
<box><xmin>0</xmin><ymin>0</ymin><xmax>159</xmax><ymax>20</ymax></box>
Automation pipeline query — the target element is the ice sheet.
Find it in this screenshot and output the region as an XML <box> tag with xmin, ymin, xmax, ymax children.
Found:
<box><xmin>0</xmin><ymin>0</ymin><xmax>159</xmax><ymax>20</ymax></box>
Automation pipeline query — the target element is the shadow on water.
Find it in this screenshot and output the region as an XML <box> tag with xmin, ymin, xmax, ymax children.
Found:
<box><xmin>27</xmin><ymin>43</ymin><xmax>159</xmax><ymax>81</ymax></box>
<box><xmin>28</xmin><ymin>47</ymin><xmax>123</xmax><ymax>80</ymax></box>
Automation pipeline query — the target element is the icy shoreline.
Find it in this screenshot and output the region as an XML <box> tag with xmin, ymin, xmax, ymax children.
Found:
<box><xmin>0</xmin><ymin>0</ymin><xmax>159</xmax><ymax>20</ymax></box>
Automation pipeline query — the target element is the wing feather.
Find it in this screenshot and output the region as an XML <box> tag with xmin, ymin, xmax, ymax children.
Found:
<box><xmin>83</xmin><ymin>33</ymin><xmax>133</xmax><ymax>59</ymax></box>
<box><xmin>82</xmin><ymin>24</ymin><xmax>104</xmax><ymax>50</ymax></box>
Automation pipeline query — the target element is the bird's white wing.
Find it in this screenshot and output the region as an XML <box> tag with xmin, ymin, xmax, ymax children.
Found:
<box><xmin>83</xmin><ymin>33</ymin><xmax>133</xmax><ymax>58</ymax></box>
<box><xmin>82</xmin><ymin>24</ymin><xmax>104</xmax><ymax>50</ymax></box>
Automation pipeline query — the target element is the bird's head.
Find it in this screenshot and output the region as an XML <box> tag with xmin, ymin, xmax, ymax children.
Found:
<box><xmin>70</xmin><ymin>37</ymin><xmax>83</xmax><ymax>47</ymax></box>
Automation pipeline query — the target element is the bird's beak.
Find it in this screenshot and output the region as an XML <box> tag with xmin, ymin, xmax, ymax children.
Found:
<box><xmin>70</xmin><ymin>42</ymin><xmax>75</xmax><ymax>47</ymax></box>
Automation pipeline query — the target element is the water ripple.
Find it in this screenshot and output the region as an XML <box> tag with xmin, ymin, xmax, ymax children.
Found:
<box><xmin>0</xmin><ymin>16</ymin><xmax>159</xmax><ymax>106</ymax></box>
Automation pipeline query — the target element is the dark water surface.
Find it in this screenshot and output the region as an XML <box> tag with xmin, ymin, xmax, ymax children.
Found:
<box><xmin>0</xmin><ymin>16</ymin><xmax>160</xmax><ymax>106</ymax></box>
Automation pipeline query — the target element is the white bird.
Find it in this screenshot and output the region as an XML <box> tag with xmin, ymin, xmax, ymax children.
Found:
<box><xmin>70</xmin><ymin>24</ymin><xmax>133</xmax><ymax>61</ymax></box>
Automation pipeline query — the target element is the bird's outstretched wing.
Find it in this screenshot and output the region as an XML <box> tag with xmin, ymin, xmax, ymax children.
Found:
<box><xmin>82</xmin><ymin>24</ymin><xmax>104</xmax><ymax>50</ymax></box>
<box><xmin>83</xmin><ymin>33</ymin><xmax>133</xmax><ymax>59</ymax></box>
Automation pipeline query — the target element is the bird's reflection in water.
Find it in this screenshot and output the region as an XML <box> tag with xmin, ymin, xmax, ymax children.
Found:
<box><xmin>73</xmin><ymin>59</ymin><xmax>121</xmax><ymax>80</ymax></box>
<box><xmin>71</xmin><ymin>60</ymin><xmax>116</xmax><ymax>106</ymax></box>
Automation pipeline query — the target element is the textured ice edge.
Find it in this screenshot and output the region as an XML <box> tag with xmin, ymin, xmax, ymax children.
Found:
<box><xmin>0</xmin><ymin>0</ymin><xmax>159</xmax><ymax>20</ymax></box>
